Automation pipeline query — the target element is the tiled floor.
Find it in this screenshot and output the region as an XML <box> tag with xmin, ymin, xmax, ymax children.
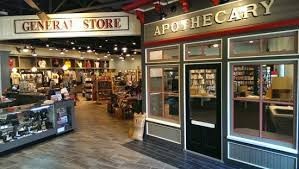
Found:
<box><xmin>0</xmin><ymin>99</ymin><xmax>237</xmax><ymax>169</ymax></box>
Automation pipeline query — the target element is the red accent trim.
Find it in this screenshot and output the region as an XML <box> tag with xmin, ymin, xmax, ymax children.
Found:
<box><xmin>179</xmin><ymin>0</ymin><xmax>190</xmax><ymax>13</ymax></box>
<box><xmin>122</xmin><ymin>0</ymin><xmax>154</xmax><ymax>11</ymax></box>
<box><xmin>210</xmin><ymin>0</ymin><xmax>220</xmax><ymax>6</ymax></box>
<box><xmin>144</xmin><ymin>18</ymin><xmax>299</xmax><ymax>47</ymax></box>
<box><xmin>136</xmin><ymin>10</ymin><xmax>145</xmax><ymax>24</ymax></box>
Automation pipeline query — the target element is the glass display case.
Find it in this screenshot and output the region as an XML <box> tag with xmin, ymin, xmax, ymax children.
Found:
<box><xmin>0</xmin><ymin>103</ymin><xmax>56</xmax><ymax>152</ymax></box>
<box><xmin>55</xmin><ymin>100</ymin><xmax>75</xmax><ymax>135</ymax></box>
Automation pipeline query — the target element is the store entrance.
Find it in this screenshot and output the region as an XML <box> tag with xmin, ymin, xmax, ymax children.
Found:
<box><xmin>185</xmin><ymin>63</ymin><xmax>221</xmax><ymax>159</ymax></box>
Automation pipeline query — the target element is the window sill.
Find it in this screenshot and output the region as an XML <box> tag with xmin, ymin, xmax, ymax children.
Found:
<box><xmin>146</xmin><ymin>118</ymin><xmax>181</xmax><ymax>128</ymax></box>
<box><xmin>227</xmin><ymin>135</ymin><xmax>297</xmax><ymax>154</ymax></box>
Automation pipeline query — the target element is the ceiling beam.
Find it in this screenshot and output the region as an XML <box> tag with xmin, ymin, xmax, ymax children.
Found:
<box><xmin>53</xmin><ymin>0</ymin><xmax>69</xmax><ymax>13</ymax></box>
<box><xmin>58</xmin><ymin>0</ymin><xmax>133</xmax><ymax>13</ymax></box>
<box><xmin>87</xmin><ymin>0</ymin><xmax>97</xmax><ymax>7</ymax></box>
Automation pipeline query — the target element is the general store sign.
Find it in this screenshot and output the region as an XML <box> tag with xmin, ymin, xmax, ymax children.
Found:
<box><xmin>0</xmin><ymin>12</ymin><xmax>140</xmax><ymax>40</ymax></box>
<box><xmin>15</xmin><ymin>16</ymin><xmax>128</xmax><ymax>34</ymax></box>
<box><xmin>144</xmin><ymin>0</ymin><xmax>299</xmax><ymax>44</ymax></box>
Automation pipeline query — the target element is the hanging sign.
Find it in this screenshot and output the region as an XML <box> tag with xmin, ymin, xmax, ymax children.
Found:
<box><xmin>144</xmin><ymin>0</ymin><xmax>299</xmax><ymax>45</ymax></box>
<box><xmin>0</xmin><ymin>12</ymin><xmax>140</xmax><ymax>40</ymax></box>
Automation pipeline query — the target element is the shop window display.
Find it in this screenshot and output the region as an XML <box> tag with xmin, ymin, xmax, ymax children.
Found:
<box><xmin>230</xmin><ymin>31</ymin><xmax>298</xmax><ymax>58</ymax></box>
<box><xmin>185</xmin><ymin>40</ymin><xmax>221</xmax><ymax>60</ymax></box>
<box><xmin>231</xmin><ymin>62</ymin><xmax>297</xmax><ymax>148</ymax></box>
<box><xmin>147</xmin><ymin>66</ymin><xmax>179</xmax><ymax>124</ymax></box>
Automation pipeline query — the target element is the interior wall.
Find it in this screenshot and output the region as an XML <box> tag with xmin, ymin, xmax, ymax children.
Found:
<box><xmin>109</xmin><ymin>55</ymin><xmax>141</xmax><ymax>72</ymax></box>
<box><xmin>0</xmin><ymin>51</ymin><xmax>10</xmax><ymax>93</ymax></box>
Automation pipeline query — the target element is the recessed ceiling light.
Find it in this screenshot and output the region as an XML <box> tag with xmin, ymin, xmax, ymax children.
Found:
<box><xmin>72</xmin><ymin>47</ymin><xmax>76</xmax><ymax>50</ymax></box>
<box><xmin>114</xmin><ymin>47</ymin><xmax>118</xmax><ymax>51</ymax></box>
<box><xmin>131</xmin><ymin>57</ymin><xmax>135</xmax><ymax>60</ymax></box>
<box><xmin>78</xmin><ymin>47</ymin><xmax>81</xmax><ymax>50</ymax></box>
<box><xmin>87</xmin><ymin>46</ymin><xmax>90</xmax><ymax>49</ymax></box>
<box><xmin>105</xmin><ymin>39</ymin><xmax>108</xmax><ymax>42</ymax></box>
<box><xmin>71</xmin><ymin>42</ymin><xmax>75</xmax><ymax>45</ymax></box>
<box><xmin>99</xmin><ymin>46</ymin><xmax>102</xmax><ymax>48</ymax></box>
<box><xmin>133</xmin><ymin>51</ymin><xmax>137</xmax><ymax>55</ymax></box>
<box><xmin>132</xmin><ymin>42</ymin><xmax>136</xmax><ymax>45</ymax></box>
<box><xmin>46</xmin><ymin>44</ymin><xmax>49</xmax><ymax>47</ymax></box>
<box><xmin>122</xmin><ymin>47</ymin><xmax>128</xmax><ymax>53</ymax></box>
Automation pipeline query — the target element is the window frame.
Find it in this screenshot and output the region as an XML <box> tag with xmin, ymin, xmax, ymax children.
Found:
<box><xmin>145</xmin><ymin>64</ymin><xmax>181</xmax><ymax>128</ymax></box>
<box><xmin>228</xmin><ymin>30</ymin><xmax>299</xmax><ymax>59</ymax></box>
<box><xmin>227</xmin><ymin>59</ymin><xmax>299</xmax><ymax>154</ymax></box>
<box><xmin>184</xmin><ymin>39</ymin><xmax>222</xmax><ymax>61</ymax></box>
<box><xmin>145</xmin><ymin>44</ymin><xmax>180</xmax><ymax>63</ymax></box>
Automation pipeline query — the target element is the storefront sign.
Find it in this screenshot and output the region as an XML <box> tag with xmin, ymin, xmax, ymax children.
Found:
<box><xmin>15</xmin><ymin>16</ymin><xmax>128</xmax><ymax>34</ymax></box>
<box><xmin>0</xmin><ymin>12</ymin><xmax>140</xmax><ymax>40</ymax></box>
<box><xmin>144</xmin><ymin>0</ymin><xmax>299</xmax><ymax>44</ymax></box>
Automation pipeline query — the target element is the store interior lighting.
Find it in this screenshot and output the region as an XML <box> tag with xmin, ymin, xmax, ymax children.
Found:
<box><xmin>22</xmin><ymin>46</ymin><xmax>29</xmax><ymax>52</ymax></box>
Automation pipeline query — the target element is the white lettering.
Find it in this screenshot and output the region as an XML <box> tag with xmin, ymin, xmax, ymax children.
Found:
<box><xmin>161</xmin><ymin>24</ymin><xmax>170</xmax><ymax>35</ymax></box>
<box><xmin>171</xmin><ymin>22</ymin><xmax>180</xmax><ymax>32</ymax></box>
<box><xmin>215</xmin><ymin>10</ymin><xmax>227</xmax><ymax>24</ymax></box>
<box><xmin>190</xmin><ymin>16</ymin><xmax>200</xmax><ymax>29</ymax></box>
<box><xmin>202</xmin><ymin>13</ymin><xmax>213</xmax><ymax>26</ymax></box>
<box><xmin>154</xmin><ymin>26</ymin><xmax>161</xmax><ymax>36</ymax></box>
<box><xmin>260</xmin><ymin>0</ymin><xmax>274</xmax><ymax>15</ymax></box>
<box><xmin>243</xmin><ymin>4</ymin><xmax>258</xmax><ymax>19</ymax></box>
<box><xmin>228</xmin><ymin>8</ymin><xmax>242</xmax><ymax>22</ymax></box>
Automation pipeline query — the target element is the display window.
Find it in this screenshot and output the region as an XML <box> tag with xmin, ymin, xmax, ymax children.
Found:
<box><xmin>229</xmin><ymin>30</ymin><xmax>298</xmax><ymax>58</ymax></box>
<box><xmin>230</xmin><ymin>61</ymin><xmax>297</xmax><ymax>149</ymax></box>
<box><xmin>146</xmin><ymin>45</ymin><xmax>180</xmax><ymax>63</ymax></box>
<box><xmin>147</xmin><ymin>65</ymin><xmax>180</xmax><ymax>125</ymax></box>
<box><xmin>184</xmin><ymin>39</ymin><xmax>222</xmax><ymax>61</ymax></box>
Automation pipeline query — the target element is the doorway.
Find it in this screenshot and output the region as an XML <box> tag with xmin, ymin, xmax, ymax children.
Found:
<box><xmin>185</xmin><ymin>63</ymin><xmax>221</xmax><ymax>159</ymax></box>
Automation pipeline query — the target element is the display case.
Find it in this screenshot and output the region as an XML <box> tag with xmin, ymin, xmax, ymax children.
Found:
<box><xmin>55</xmin><ymin>100</ymin><xmax>75</xmax><ymax>135</ymax></box>
<box><xmin>0</xmin><ymin>104</ymin><xmax>56</xmax><ymax>152</ymax></box>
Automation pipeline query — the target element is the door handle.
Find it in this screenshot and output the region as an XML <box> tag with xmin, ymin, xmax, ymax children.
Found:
<box><xmin>191</xmin><ymin>120</ymin><xmax>215</xmax><ymax>128</ymax></box>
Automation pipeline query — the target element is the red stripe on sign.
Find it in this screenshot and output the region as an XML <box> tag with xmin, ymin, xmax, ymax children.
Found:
<box><xmin>122</xmin><ymin>0</ymin><xmax>154</xmax><ymax>11</ymax></box>
<box><xmin>144</xmin><ymin>18</ymin><xmax>299</xmax><ymax>47</ymax></box>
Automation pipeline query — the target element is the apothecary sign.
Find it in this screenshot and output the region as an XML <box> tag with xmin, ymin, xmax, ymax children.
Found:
<box><xmin>144</xmin><ymin>0</ymin><xmax>299</xmax><ymax>43</ymax></box>
<box><xmin>15</xmin><ymin>16</ymin><xmax>128</xmax><ymax>34</ymax></box>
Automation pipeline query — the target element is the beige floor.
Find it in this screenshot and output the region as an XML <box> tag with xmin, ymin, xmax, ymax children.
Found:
<box><xmin>0</xmin><ymin>99</ymin><xmax>176</xmax><ymax>169</ymax></box>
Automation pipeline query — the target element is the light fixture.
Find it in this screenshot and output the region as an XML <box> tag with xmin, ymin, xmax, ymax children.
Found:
<box><xmin>87</xmin><ymin>46</ymin><xmax>90</xmax><ymax>49</ymax></box>
<box><xmin>107</xmin><ymin>51</ymin><xmax>110</xmax><ymax>54</ymax></box>
<box><xmin>31</xmin><ymin>66</ymin><xmax>37</xmax><ymax>72</ymax></box>
<box><xmin>60</xmin><ymin>50</ymin><xmax>65</xmax><ymax>55</ymax></box>
<box><xmin>46</xmin><ymin>44</ymin><xmax>49</xmax><ymax>47</ymax></box>
<box><xmin>132</xmin><ymin>42</ymin><xmax>136</xmax><ymax>45</ymax></box>
<box><xmin>133</xmin><ymin>51</ymin><xmax>137</xmax><ymax>55</ymax></box>
<box><xmin>114</xmin><ymin>44</ymin><xmax>118</xmax><ymax>47</ymax></box>
<box><xmin>122</xmin><ymin>47</ymin><xmax>128</xmax><ymax>53</ymax></box>
<box><xmin>160</xmin><ymin>12</ymin><xmax>167</xmax><ymax>20</ymax></box>
<box><xmin>131</xmin><ymin>57</ymin><xmax>135</xmax><ymax>61</ymax></box>
<box><xmin>105</xmin><ymin>39</ymin><xmax>108</xmax><ymax>42</ymax></box>
<box><xmin>87</xmin><ymin>49</ymin><xmax>92</xmax><ymax>53</ymax></box>
<box><xmin>78</xmin><ymin>46</ymin><xmax>82</xmax><ymax>50</ymax></box>
<box><xmin>249</xmin><ymin>40</ymin><xmax>254</xmax><ymax>44</ymax></box>
<box><xmin>212</xmin><ymin>44</ymin><xmax>219</xmax><ymax>48</ymax></box>
<box><xmin>126</xmin><ymin>54</ymin><xmax>131</xmax><ymax>57</ymax></box>
<box><xmin>72</xmin><ymin>47</ymin><xmax>76</xmax><ymax>50</ymax></box>
<box><xmin>114</xmin><ymin>47</ymin><xmax>118</xmax><ymax>51</ymax></box>
<box><xmin>71</xmin><ymin>42</ymin><xmax>75</xmax><ymax>45</ymax></box>
<box><xmin>99</xmin><ymin>45</ymin><xmax>102</xmax><ymax>48</ymax></box>
<box><xmin>55</xmin><ymin>48</ymin><xmax>58</xmax><ymax>51</ymax></box>
<box><xmin>22</xmin><ymin>46</ymin><xmax>29</xmax><ymax>52</ymax></box>
<box><xmin>32</xmin><ymin>52</ymin><xmax>37</xmax><ymax>57</ymax></box>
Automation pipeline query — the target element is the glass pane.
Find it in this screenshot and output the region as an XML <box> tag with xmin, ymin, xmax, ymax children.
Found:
<box><xmin>149</xmin><ymin>93</ymin><xmax>163</xmax><ymax>118</ymax></box>
<box><xmin>263</xmin><ymin>64</ymin><xmax>295</xmax><ymax>103</ymax></box>
<box><xmin>163</xmin><ymin>67</ymin><xmax>179</xmax><ymax>93</ymax></box>
<box><xmin>262</xmin><ymin>103</ymin><xmax>295</xmax><ymax>146</ymax></box>
<box><xmin>147</xmin><ymin>66</ymin><xmax>180</xmax><ymax>124</ymax></box>
<box><xmin>189</xmin><ymin>69</ymin><xmax>217</xmax><ymax>124</ymax></box>
<box><xmin>186</xmin><ymin>40</ymin><xmax>221</xmax><ymax>60</ymax></box>
<box><xmin>233</xmin><ymin>100</ymin><xmax>260</xmax><ymax>137</ymax></box>
<box><xmin>147</xmin><ymin>46</ymin><xmax>179</xmax><ymax>62</ymax></box>
<box><xmin>230</xmin><ymin>31</ymin><xmax>297</xmax><ymax>57</ymax></box>
<box><xmin>233</xmin><ymin>65</ymin><xmax>260</xmax><ymax>99</ymax></box>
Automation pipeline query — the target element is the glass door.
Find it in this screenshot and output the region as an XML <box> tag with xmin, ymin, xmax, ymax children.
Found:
<box><xmin>186</xmin><ymin>63</ymin><xmax>221</xmax><ymax>159</ymax></box>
